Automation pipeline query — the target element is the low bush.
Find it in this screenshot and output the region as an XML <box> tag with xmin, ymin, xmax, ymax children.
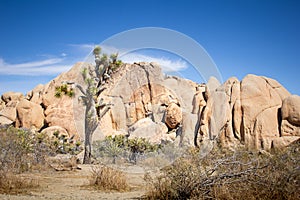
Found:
<box><xmin>0</xmin><ymin>126</ymin><xmax>56</xmax><ymax>194</ymax></box>
<box><xmin>89</xmin><ymin>165</ymin><xmax>129</xmax><ymax>191</ymax></box>
<box><xmin>51</xmin><ymin>131</ymin><xmax>82</xmax><ymax>155</ymax></box>
<box><xmin>145</xmin><ymin>141</ymin><xmax>300</xmax><ymax>200</ymax></box>
<box><xmin>92</xmin><ymin>135</ymin><xmax>161</xmax><ymax>164</ymax></box>
<box><xmin>0</xmin><ymin>126</ymin><xmax>55</xmax><ymax>173</ymax></box>
<box><xmin>0</xmin><ymin>171</ymin><xmax>38</xmax><ymax>194</ymax></box>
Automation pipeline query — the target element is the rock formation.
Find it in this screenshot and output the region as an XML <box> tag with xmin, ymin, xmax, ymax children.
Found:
<box><xmin>16</xmin><ymin>99</ymin><xmax>44</xmax><ymax>131</ymax></box>
<box><xmin>0</xmin><ymin>61</ymin><xmax>299</xmax><ymax>150</ymax></box>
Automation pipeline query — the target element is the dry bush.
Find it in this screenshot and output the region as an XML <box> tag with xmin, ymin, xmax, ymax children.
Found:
<box><xmin>0</xmin><ymin>171</ymin><xmax>38</xmax><ymax>194</ymax></box>
<box><xmin>0</xmin><ymin>126</ymin><xmax>56</xmax><ymax>194</ymax></box>
<box><xmin>145</xmin><ymin>141</ymin><xmax>300</xmax><ymax>200</ymax></box>
<box><xmin>90</xmin><ymin>165</ymin><xmax>129</xmax><ymax>191</ymax></box>
<box><xmin>0</xmin><ymin>127</ymin><xmax>33</xmax><ymax>173</ymax></box>
<box><xmin>0</xmin><ymin>126</ymin><xmax>55</xmax><ymax>173</ymax></box>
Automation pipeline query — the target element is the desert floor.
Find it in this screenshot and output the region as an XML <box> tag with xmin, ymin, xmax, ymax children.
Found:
<box><xmin>0</xmin><ymin>164</ymin><xmax>148</xmax><ymax>200</ymax></box>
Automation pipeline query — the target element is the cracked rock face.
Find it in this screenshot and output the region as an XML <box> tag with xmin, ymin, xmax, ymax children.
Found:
<box><xmin>96</xmin><ymin>62</ymin><xmax>191</xmax><ymax>141</ymax></box>
<box><xmin>239</xmin><ymin>74</ymin><xmax>289</xmax><ymax>149</ymax></box>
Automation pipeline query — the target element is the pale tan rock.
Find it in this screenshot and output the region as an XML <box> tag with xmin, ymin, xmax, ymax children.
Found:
<box><xmin>163</xmin><ymin>76</ymin><xmax>198</xmax><ymax>113</ymax></box>
<box><xmin>110</xmin><ymin>97</ymin><xmax>127</xmax><ymax>130</ymax></box>
<box><xmin>107</xmin><ymin>62</ymin><xmax>165</xmax><ymax>103</ymax></box>
<box><xmin>192</xmin><ymin>84</ymin><xmax>206</xmax><ymax>114</ymax></box>
<box><xmin>271</xmin><ymin>136</ymin><xmax>300</xmax><ymax>149</ymax></box>
<box><xmin>152</xmin><ymin>104</ymin><xmax>166</xmax><ymax>123</ymax></box>
<box><xmin>262</xmin><ymin>77</ymin><xmax>291</xmax><ymax>100</ymax></box>
<box><xmin>124</xmin><ymin>102</ymin><xmax>137</xmax><ymax>126</ymax></box>
<box><xmin>101</xmin><ymin>62</ymin><xmax>178</xmax><ymax>128</ymax></box>
<box><xmin>96</xmin><ymin>109</ymin><xmax>114</xmax><ymax>139</ymax></box>
<box><xmin>44</xmin><ymin>95</ymin><xmax>78</xmax><ymax>137</ymax></box>
<box><xmin>4</xmin><ymin>60</ymin><xmax>297</xmax><ymax>151</ymax></box>
<box><xmin>16</xmin><ymin>99</ymin><xmax>44</xmax><ymax>131</ymax></box>
<box><xmin>1</xmin><ymin>91</ymin><xmax>24</xmax><ymax>103</ymax></box>
<box><xmin>0</xmin><ymin>101</ymin><xmax>18</xmax><ymax>121</ymax></box>
<box><xmin>217</xmin><ymin>77</ymin><xmax>241</xmax><ymax>148</ymax></box>
<box><xmin>128</xmin><ymin>118</ymin><xmax>168</xmax><ymax>144</ymax></box>
<box><xmin>42</xmin><ymin>62</ymin><xmax>86</xmax><ymax>107</ymax></box>
<box><xmin>27</xmin><ymin>84</ymin><xmax>44</xmax><ymax>105</ymax></box>
<box><xmin>281</xmin><ymin>120</ymin><xmax>300</xmax><ymax>137</ymax></box>
<box><xmin>207</xmin><ymin>76</ymin><xmax>221</xmax><ymax>92</ymax></box>
<box><xmin>281</xmin><ymin>95</ymin><xmax>300</xmax><ymax>126</ymax></box>
<box><xmin>0</xmin><ymin>116</ymin><xmax>13</xmax><ymax>126</ymax></box>
<box><xmin>98</xmin><ymin>62</ymin><xmax>196</xmax><ymax>143</ymax></box>
<box><xmin>162</xmin><ymin>131</ymin><xmax>177</xmax><ymax>142</ymax></box>
<box><xmin>280</xmin><ymin>95</ymin><xmax>300</xmax><ymax>137</ymax></box>
<box><xmin>41</xmin><ymin>62</ymin><xmax>89</xmax><ymax>139</ymax></box>
<box><xmin>204</xmin><ymin>76</ymin><xmax>221</xmax><ymax>100</ymax></box>
<box><xmin>0</xmin><ymin>99</ymin><xmax>5</xmax><ymax>111</ymax></box>
<box><xmin>240</xmin><ymin>74</ymin><xmax>290</xmax><ymax>149</ymax></box>
<box><xmin>252</xmin><ymin>106</ymin><xmax>281</xmax><ymax>150</ymax></box>
<box><xmin>47</xmin><ymin>155</ymin><xmax>81</xmax><ymax>171</ymax></box>
<box><xmin>165</xmin><ymin>102</ymin><xmax>182</xmax><ymax>129</ymax></box>
<box><xmin>181</xmin><ymin>112</ymin><xmax>198</xmax><ymax>146</ymax></box>
<box><xmin>41</xmin><ymin>126</ymin><xmax>69</xmax><ymax>138</ymax></box>
<box><xmin>199</xmin><ymin>77</ymin><xmax>240</xmax><ymax>148</ymax></box>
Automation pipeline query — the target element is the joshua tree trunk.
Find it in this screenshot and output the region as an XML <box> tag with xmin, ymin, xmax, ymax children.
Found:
<box><xmin>83</xmin><ymin>93</ymin><xmax>98</xmax><ymax>164</ymax></box>
<box><xmin>83</xmin><ymin>132</ymin><xmax>92</xmax><ymax>164</ymax></box>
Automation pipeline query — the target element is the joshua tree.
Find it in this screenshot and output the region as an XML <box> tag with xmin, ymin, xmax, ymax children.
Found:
<box><xmin>58</xmin><ymin>46</ymin><xmax>119</xmax><ymax>164</ymax></box>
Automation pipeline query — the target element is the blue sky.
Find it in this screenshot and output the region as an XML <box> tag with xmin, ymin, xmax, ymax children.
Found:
<box><xmin>0</xmin><ymin>0</ymin><xmax>299</xmax><ymax>95</ymax></box>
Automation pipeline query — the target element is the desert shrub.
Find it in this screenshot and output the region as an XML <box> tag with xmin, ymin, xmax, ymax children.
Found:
<box><xmin>126</xmin><ymin>137</ymin><xmax>160</xmax><ymax>164</ymax></box>
<box><xmin>93</xmin><ymin>135</ymin><xmax>161</xmax><ymax>164</ymax></box>
<box><xmin>0</xmin><ymin>126</ymin><xmax>53</xmax><ymax>194</ymax></box>
<box><xmin>54</xmin><ymin>84</ymin><xmax>74</xmax><ymax>98</ymax></box>
<box><xmin>89</xmin><ymin>165</ymin><xmax>129</xmax><ymax>191</ymax></box>
<box><xmin>0</xmin><ymin>126</ymin><xmax>58</xmax><ymax>171</ymax></box>
<box><xmin>92</xmin><ymin>135</ymin><xmax>126</xmax><ymax>164</ymax></box>
<box><xmin>145</xmin><ymin>142</ymin><xmax>300</xmax><ymax>200</ymax></box>
<box><xmin>51</xmin><ymin>131</ymin><xmax>82</xmax><ymax>155</ymax></box>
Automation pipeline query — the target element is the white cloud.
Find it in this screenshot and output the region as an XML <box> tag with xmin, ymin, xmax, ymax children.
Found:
<box><xmin>68</xmin><ymin>43</ymin><xmax>95</xmax><ymax>51</ymax></box>
<box><xmin>67</xmin><ymin>44</ymin><xmax>188</xmax><ymax>72</ymax></box>
<box><xmin>0</xmin><ymin>57</ymin><xmax>71</xmax><ymax>76</ymax></box>
<box><xmin>120</xmin><ymin>53</ymin><xmax>188</xmax><ymax>72</ymax></box>
<box><xmin>0</xmin><ymin>44</ymin><xmax>188</xmax><ymax>77</ymax></box>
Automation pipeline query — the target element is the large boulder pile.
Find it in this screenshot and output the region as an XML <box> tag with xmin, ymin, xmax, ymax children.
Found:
<box><xmin>0</xmin><ymin>61</ymin><xmax>299</xmax><ymax>150</ymax></box>
<box><xmin>196</xmin><ymin>74</ymin><xmax>299</xmax><ymax>150</ymax></box>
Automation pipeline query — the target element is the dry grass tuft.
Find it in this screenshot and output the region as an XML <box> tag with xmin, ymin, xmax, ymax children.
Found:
<box><xmin>0</xmin><ymin>171</ymin><xmax>38</xmax><ymax>194</ymax></box>
<box><xmin>90</xmin><ymin>165</ymin><xmax>129</xmax><ymax>192</ymax></box>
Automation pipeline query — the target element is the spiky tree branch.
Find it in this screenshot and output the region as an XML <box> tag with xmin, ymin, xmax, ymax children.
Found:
<box><xmin>58</xmin><ymin>46</ymin><xmax>121</xmax><ymax>164</ymax></box>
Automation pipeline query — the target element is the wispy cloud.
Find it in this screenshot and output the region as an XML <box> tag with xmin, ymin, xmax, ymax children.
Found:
<box><xmin>68</xmin><ymin>43</ymin><xmax>95</xmax><ymax>51</ymax></box>
<box><xmin>0</xmin><ymin>57</ymin><xmax>71</xmax><ymax>76</ymax></box>
<box><xmin>0</xmin><ymin>44</ymin><xmax>188</xmax><ymax>77</ymax></box>
<box><xmin>120</xmin><ymin>53</ymin><xmax>188</xmax><ymax>72</ymax></box>
<box><xmin>71</xmin><ymin>44</ymin><xmax>188</xmax><ymax>72</ymax></box>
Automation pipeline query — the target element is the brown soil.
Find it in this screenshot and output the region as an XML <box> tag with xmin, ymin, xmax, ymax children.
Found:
<box><xmin>0</xmin><ymin>165</ymin><xmax>148</xmax><ymax>200</ymax></box>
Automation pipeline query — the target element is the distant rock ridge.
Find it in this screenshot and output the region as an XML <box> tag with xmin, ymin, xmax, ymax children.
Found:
<box><xmin>0</xmin><ymin>62</ymin><xmax>299</xmax><ymax>150</ymax></box>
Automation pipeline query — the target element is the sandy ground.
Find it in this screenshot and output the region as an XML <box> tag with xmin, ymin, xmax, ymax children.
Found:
<box><xmin>0</xmin><ymin>164</ymin><xmax>148</xmax><ymax>200</ymax></box>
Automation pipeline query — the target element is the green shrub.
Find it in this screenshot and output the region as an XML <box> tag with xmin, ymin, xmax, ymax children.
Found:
<box><xmin>54</xmin><ymin>84</ymin><xmax>74</xmax><ymax>98</ymax></box>
<box><xmin>93</xmin><ymin>135</ymin><xmax>126</xmax><ymax>164</ymax></box>
<box><xmin>50</xmin><ymin>131</ymin><xmax>82</xmax><ymax>155</ymax></box>
<box><xmin>92</xmin><ymin>135</ymin><xmax>161</xmax><ymax>164</ymax></box>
